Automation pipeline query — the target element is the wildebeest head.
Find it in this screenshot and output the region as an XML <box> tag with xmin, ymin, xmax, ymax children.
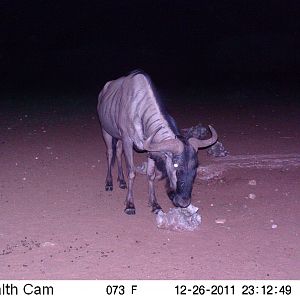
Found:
<box><xmin>144</xmin><ymin>125</ymin><xmax>217</xmax><ymax>208</ymax></box>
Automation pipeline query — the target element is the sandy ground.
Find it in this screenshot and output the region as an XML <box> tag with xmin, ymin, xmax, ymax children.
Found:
<box><xmin>0</xmin><ymin>89</ymin><xmax>299</xmax><ymax>279</ymax></box>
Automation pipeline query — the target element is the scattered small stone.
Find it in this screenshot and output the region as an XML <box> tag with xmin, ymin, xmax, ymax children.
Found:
<box><xmin>271</xmin><ymin>224</ymin><xmax>278</xmax><ymax>229</ymax></box>
<box><xmin>22</xmin><ymin>177</ymin><xmax>26</xmax><ymax>181</ymax></box>
<box><xmin>215</xmin><ymin>218</ymin><xmax>226</xmax><ymax>224</ymax></box>
<box><xmin>41</xmin><ymin>242</ymin><xmax>55</xmax><ymax>247</ymax></box>
<box><xmin>248</xmin><ymin>193</ymin><xmax>256</xmax><ymax>199</ymax></box>
<box><xmin>248</xmin><ymin>179</ymin><xmax>256</xmax><ymax>185</ymax></box>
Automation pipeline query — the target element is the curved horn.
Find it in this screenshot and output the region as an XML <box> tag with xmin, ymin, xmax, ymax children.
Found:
<box><xmin>143</xmin><ymin>127</ymin><xmax>184</xmax><ymax>155</ymax></box>
<box><xmin>188</xmin><ymin>125</ymin><xmax>218</xmax><ymax>150</ymax></box>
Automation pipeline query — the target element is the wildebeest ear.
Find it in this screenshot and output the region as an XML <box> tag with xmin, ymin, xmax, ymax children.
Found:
<box><xmin>180</xmin><ymin>128</ymin><xmax>190</xmax><ymax>136</ymax></box>
<box><xmin>181</xmin><ymin>126</ymin><xmax>197</xmax><ymax>138</ymax></box>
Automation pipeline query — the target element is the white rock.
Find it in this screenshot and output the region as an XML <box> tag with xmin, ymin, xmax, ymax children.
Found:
<box><xmin>271</xmin><ymin>224</ymin><xmax>278</xmax><ymax>229</ymax></box>
<box><xmin>248</xmin><ymin>179</ymin><xmax>256</xmax><ymax>185</ymax></box>
<box><xmin>248</xmin><ymin>193</ymin><xmax>256</xmax><ymax>199</ymax></box>
<box><xmin>215</xmin><ymin>218</ymin><xmax>226</xmax><ymax>224</ymax></box>
<box><xmin>41</xmin><ymin>242</ymin><xmax>56</xmax><ymax>247</ymax></box>
<box><xmin>156</xmin><ymin>204</ymin><xmax>201</xmax><ymax>231</ymax></box>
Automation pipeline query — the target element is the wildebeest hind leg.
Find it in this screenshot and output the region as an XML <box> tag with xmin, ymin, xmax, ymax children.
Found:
<box><xmin>116</xmin><ymin>140</ymin><xmax>127</xmax><ymax>189</ymax></box>
<box><xmin>122</xmin><ymin>138</ymin><xmax>136</xmax><ymax>215</ymax></box>
<box><xmin>102</xmin><ymin>129</ymin><xmax>114</xmax><ymax>191</ymax></box>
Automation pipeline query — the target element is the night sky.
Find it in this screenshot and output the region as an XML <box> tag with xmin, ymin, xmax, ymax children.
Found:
<box><xmin>1</xmin><ymin>0</ymin><xmax>299</xmax><ymax>93</ymax></box>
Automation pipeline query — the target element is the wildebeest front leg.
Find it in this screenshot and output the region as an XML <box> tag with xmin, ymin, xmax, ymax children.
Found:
<box><xmin>122</xmin><ymin>138</ymin><xmax>136</xmax><ymax>215</ymax></box>
<box><xmin>147</xmin><ymin>157</ymin><xmax>162</xmax><ymax>213</ymax></box>
<box><xmin>116</xmin><ymin>140</ymin><xmax>127</xmax><ymax>189</ymax></box>
<box><xmin>102</xmin><ymin>129</ymin><xmax>114</xmax><ymax>191</ymax></box>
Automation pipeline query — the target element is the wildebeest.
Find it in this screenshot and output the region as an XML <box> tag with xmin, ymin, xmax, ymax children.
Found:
<box><xmin>97</xmin><ymin>70</ymin><xmax>217</xmax><ymax>215</ymax></box>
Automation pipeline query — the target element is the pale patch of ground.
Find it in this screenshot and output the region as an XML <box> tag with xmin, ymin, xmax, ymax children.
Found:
<box><xmin>0</xmin><ymin>93</ymin><xmax>299</xmax><ymax>279</ymax></box>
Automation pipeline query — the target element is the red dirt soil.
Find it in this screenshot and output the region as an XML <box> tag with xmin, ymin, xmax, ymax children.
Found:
<box><xmin>0</xmin><ymin>91</ymin><xmax>299</xmax><ymax>279</ymax></box>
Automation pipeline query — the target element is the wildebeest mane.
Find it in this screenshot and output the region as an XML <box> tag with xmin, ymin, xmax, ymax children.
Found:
<box><xmin>129</xmin><ymin>69</ymin><xmax>181</xmax><ymax>136</ymax></box>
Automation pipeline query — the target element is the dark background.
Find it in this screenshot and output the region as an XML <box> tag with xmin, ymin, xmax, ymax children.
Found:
<box><xmin>1</xmin><ymin>0</ymin><xmax>299</xmax><ymax>96</ymax></box>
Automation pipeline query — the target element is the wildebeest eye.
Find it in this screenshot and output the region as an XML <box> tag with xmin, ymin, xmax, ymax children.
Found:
<box><xmin>173</xmin><ymin>163</ymin><xmax>179</xmax><ymax>168</ymax></box>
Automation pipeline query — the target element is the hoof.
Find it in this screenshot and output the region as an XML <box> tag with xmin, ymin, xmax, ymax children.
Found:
<box><xmin>105</xmin><ymin>184</ymin><xmax>113</xmax><ymax>191</ymax></box>
<box><xmin>152</xmin><ymin>207</ymin><xmax>163</xmax><ymax>214</ymax></box>
<box><xmin>124</xmin><ymin>203</ymin><xmax>136</xmax><ymax>215</ymax></box>
<box><xmin>151</xmin><ymin>203</ymin><xmax>162</xmax><ymax>214</ymax></box>
<box><xmin>124</xmin><ymin>208</ymin><xmax>136</xmax><ymax>215</ymax></box>
<box><xmin>118</xmin><ymin>180</ymin><xmax>127</xmax><ymax>189</ymax></box>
